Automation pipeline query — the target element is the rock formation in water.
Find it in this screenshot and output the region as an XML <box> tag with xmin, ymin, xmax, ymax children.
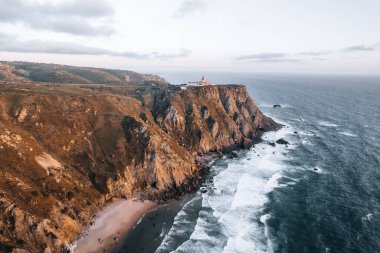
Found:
<box><xmin>0</xmin><ymin>62</ymin><xmax>279</xmax><ymax>252</ymax></box>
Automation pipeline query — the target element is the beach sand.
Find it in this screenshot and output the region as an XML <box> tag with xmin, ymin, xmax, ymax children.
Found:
<box><xmin>112</xmin><ymin>195</ymin><xmax>196</xmax><ymax>253</ymax></box>
<box><xmin>74</xmin><ymin>199</ymin><xmax>157</xmax><ymax>253</ymax></box>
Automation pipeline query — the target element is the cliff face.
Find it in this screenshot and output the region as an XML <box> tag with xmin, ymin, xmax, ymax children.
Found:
<box><xmin>149</xmin><ymin>85</ymin><xmax>275</xmax><ymax>154</ymax></box>
<box><xmin>0</xmin><ymin>83</ymin><xmax>278</xmax><ymax>252</ymax></box>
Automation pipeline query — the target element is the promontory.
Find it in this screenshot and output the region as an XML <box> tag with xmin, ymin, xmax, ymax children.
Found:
<box><xmin>0</xmin><ymin>62</ymin><xmax>279</xmax><ymax>252</ymax></box>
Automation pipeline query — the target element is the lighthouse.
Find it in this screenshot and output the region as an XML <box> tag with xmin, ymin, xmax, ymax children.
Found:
<box><xmin>199</xmin><ymin>75</ymin><xmax>209</xmax><ymax>86</ymax></box>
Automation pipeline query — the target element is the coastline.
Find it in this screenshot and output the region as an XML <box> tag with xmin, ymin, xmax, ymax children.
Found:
<box><xmin>71</xmin><ymin>154</ymin><xmax>229</xmax><ymax>253</ymax></box>
<box><xmin>73</xmin><ymin>199</ymin><xmax>157</xmax><ymax>253</ymax></box>
<box><xmin>72</xmin><ymin>130</ymin><xmax>282</xmax><ymax>253</ymax></box>
<box><xmin>0</xmin><ymin>64</ymin><xmax>282</xmax><ymax>253</ymax></box>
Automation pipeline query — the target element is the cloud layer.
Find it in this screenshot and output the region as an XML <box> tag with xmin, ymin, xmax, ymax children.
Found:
<box><xmin>342</xmin><ymin>45</ymin><xmax>377</xmax><ymax>52</ymax></box>
<box><xmin>0</xmin><ymin>0</ymin><xmax>114</xmax><ymax>36</ymax></box>
<box><xmin>0</xmin><ymin>33</ymin><xmax>191</xmax><ymax>60</ymax></box>
<box><xmin>235</xmin><ymin>53</ymin><xmax>298</xmax><ymax>63</ymax></box>
<box><xmin>236</xmin><ymin>43</ymin><xmax>379</xmax><ymax>64</ymax></box>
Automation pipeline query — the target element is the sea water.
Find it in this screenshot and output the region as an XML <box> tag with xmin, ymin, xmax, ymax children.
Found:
<box><xmin>118</xmin><ymin>73</ymin><xmax>380</xmax><ymax>253</ymax></box>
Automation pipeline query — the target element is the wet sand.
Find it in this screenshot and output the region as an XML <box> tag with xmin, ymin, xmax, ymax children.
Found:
<box><xmin>74</xmin><ymin>199</ymin><xmax>157</xmax><ymax>253</ymax></box>
<box><xmin>112</xmin><ymin>195</ymin><xmax>196</xmax><ymax>253</ymax></box>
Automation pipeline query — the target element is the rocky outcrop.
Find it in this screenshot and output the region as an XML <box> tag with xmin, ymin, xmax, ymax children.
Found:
<box><xmin>0</xmin><ymin>82</ymin><xmax>279</xmax><ymax>252</ymax></box>
<box><xmin>276</xmin><ymin>138</ymin><xmax>290</xmax><ymax>145</ymax></box>
<box><xmin>148</xmin><ymin>85</ymin><xmax>277</xmax><ymax>154</ymax></box>
<box><xmin>0</xmin><ymin>198</ymin><xmax>72</xmax><ymax>253</ymax></box>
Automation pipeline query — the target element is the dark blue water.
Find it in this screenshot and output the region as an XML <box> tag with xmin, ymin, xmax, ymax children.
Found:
<box><xmin>130</xmin><ymin>73</ymin><xmax>380</xmax><ymax>253</ymax></box>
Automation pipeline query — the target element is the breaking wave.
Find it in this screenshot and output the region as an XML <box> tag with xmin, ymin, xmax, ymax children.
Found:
<box><xmin>156</xmin><ymin>126</ymin><xmax>296</xmax><ymax>253</ymax></box>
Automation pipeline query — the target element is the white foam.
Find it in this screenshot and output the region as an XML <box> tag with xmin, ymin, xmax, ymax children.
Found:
<box><xmin>260</xmin><ymin>214</ymin><xmax>274</xmax><ymax>253</ymax></box>
<box><xmin>217</xmin><ymin>130</ymin><xmax>291</xmax><ymax>253</ymax></box>
<box><xmin>260</xmin><ymin>214</ymin><xmax>271</xmax><ymax>224</ymax></box>
<box><xmin>157</xmin><ymin>124</ymin><xmax>296</xmax><ymax>253</ymax></box>
<box><xmin>362</xmin><ymin>213</ymin><xmax>373</xmax><ymax>222</ymax></box>
<box><xmin>155</xmin><ymin>196</ymin><xmax>201</xmax><ymax>252</ymax></box>
<box><xmin>299</xmin><ymin>131</ymin><xmax>317</xmax><ymax>136</ymax></box>
<box><xmin>339</xmin><ymin>131</ymin><xmax>357</xmax><ymax>137</ymax></box>
<box><xmin>318</xmin><ymin>121</ymin><xmax>338</xmax><ymax>127</ymax></box>
<box><xmin>160</xmin><ymin>227</ymin><xmax>166</xmax><ymax>237</ymax></box>
<box><xmin>230</xmin><ymin>173</ymin><xmax>268</xmax><ymax>209</ymax></box>
<box><xmin>265</xmin><ymin>172</ymin><xmax>284</xmax><ymax>192</ymax></box>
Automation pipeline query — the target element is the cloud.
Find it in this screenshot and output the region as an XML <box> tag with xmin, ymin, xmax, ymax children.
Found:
<box><xmin>253</xmin><ymin>58</ymin><xmax>300</xmax><ymax>63</ymax></box>
<box><xmin>312</xmin><ymin>58</ymin><xmax>327</xmax><ymax>61</ymax></box>
<box><xmin>47</xmin><ymin>0</ymin><xmax>114</xmax><ymax>17</ymax></box>
<box><xmin>0</xmin><ymin>0</ymin><xmax>113</xmax><ymax>20</ymax></box>
<box><xmin>0</xmin><ymin>34</ymin><xmax>190</xmax><ymax>60</ymax></box>
<box><xmin>236</xmin><ymin>53</ymin><xmax>286</xmax><ymax>61</ymax></box>
<box><xmin>31</xmin><ymin>18</ymin><xmax>114</xmax><ymax>36</ymax></box>
<box><xmin>174</xmin><ymin>0</ymin><xmax>206</xmax><ymax>18</ymax></box>
<box><xmin>235</xmin><ymin>53</ymin><xmax>299</xmax><ymax>63</ymax></box>
<box><xmin>342</xmin><ymin>44</ymin><xmax>377</xmax><ymax>52</ymax></box>
<box><xmin>0</xmin><ymin>0</ymin><xmax>114</xmax><ymax>36</ymax></box>
<box><xmin>235</xmin><ymin>43</ymin><xmax>379</xmax><ymax>64</ymax></box>
<box><xmin>297</xmin><ymin>51</ymin><xmax>330</xmax><ymax>56</ymax></box>
<box><xmin>153</xmin><ymin>49</ymin><xmax>192</xmax><ymax>60</ymax></box>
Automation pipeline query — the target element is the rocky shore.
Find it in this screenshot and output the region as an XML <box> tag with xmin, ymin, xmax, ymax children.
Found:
<box><xmin>0</xmin><ymin>64</ymin><xmax>279</xmax><ymax>253</ymax></box>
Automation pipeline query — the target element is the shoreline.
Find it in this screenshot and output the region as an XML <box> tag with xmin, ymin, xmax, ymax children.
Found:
<box><xmin>72</xmin><ymin>132</ymin><xmax>281</xmax><ymax>253</ymax></box>
<box><xmin>73</xmin><ymin>199</ymin><xmax>157</xmax><ymax>253</ymax></box>
<box><xmin>113</xmin><ymin>195</ymin><xmax>196</xmax><ymax>253</ymax></box>
<box><xmin>118</xmin><ymin>126</ymin><xmax>288</xmax><ymax>252</ymax></box>
<box><xmin>71</xmin><ymin>153</ymin><xmax>220</xmax><ymax>253</ymax></box>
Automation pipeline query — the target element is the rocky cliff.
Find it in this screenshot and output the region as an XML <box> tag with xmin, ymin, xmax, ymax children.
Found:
<box><xmin>0</xmin><ymin>81</ymin><xmax>278</xmax><ymax>252</ymax></box>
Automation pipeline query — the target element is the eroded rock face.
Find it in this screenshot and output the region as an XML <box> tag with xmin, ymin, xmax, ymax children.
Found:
<box><xmin>0</xmin><ymin>198</ymin><xmax>72</xmax><ymax>253</ymax></box>
<box><xmin>148</xmin><ymin>85</ymin><xmax>277</xmax><ymax>153</ymax></box>
<box><xmin>0</xmin><ymin>84</ymin><xmax>279</xmax><ymax>252</ymax></box>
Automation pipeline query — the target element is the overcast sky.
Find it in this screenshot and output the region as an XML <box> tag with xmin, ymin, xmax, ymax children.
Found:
<box><xmin>0</xmin><ymin>0</ymin><xmax>379</xmax><ymax>74</ymax></box>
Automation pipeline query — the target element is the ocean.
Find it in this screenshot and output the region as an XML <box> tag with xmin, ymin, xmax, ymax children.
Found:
<box><xmin>115</xmin><ymin>73</ymin><xmax>380</xmax><ymax>253</ymax></box>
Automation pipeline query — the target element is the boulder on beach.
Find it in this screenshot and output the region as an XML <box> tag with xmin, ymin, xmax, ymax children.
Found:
<box><xmin>276</xmin><ymin>138</ymin><xmax>290</xmax><ymax>145</ymax></box>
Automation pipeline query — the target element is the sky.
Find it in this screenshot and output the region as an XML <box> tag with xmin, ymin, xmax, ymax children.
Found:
<box><xmin>0</xmin><ymin>0</ymin><xmax>379</xmax><ymax>74</ymax></box>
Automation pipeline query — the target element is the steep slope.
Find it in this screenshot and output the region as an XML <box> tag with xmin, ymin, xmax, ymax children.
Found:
<box><xmin>0</xmin><ymin>62</ymin><xmax>168</xmax><ymax>86</ymax></box>
<box><xmin>0</xmin><ymin>64</ymin><xmax>29</xmax><ymax>83</ymax></box>
<box><xmin>0</xmin><ymin>83</ymin><xmax>279</xmax><ymax>252</ymax></box>
<box><xmin>148</xmin><ymin>85</ymin><xmax>275</xmax><ymax>154</ymax></box>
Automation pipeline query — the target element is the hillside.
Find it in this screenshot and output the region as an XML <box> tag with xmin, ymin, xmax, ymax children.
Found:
<box><xmin>0</xmin><ymin>72</ymin><xmax>279</xmax><ymax>252</ymax></box>
<box><xmin>0</xmin><ymin>62</ymin><xmax>168</xmax><ymax>86</ymax></box>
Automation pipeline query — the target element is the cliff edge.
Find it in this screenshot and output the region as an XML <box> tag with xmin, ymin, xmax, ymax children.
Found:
<box><xmin>0</xmin><ymin>81</ymin><xmax>279</xmax><ymax>252</ymax></box>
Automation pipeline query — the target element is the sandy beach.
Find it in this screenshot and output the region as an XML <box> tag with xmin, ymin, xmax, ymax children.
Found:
<box><xmin>74</xmin><ymin>199</ymin><xmax>157</xmax><ymax>253</ymax></box>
